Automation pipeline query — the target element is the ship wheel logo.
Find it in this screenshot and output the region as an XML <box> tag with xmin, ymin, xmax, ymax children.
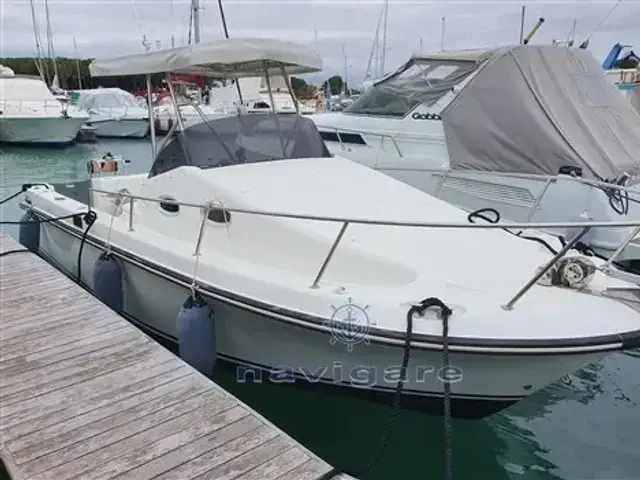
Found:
<box><xmin>327</xmin><ymin>297</ymin><xmax>372</xmax><ymax>352</ymax></box>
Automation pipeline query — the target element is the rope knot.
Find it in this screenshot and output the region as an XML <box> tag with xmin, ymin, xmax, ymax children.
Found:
<box><xmin>413</xmin><ymin>297</ymin><xmax>453</xmax><ymax>318</ymax></box>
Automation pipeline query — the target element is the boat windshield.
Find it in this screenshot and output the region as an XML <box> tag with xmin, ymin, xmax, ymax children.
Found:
<box><xmin>344</xmin><ymin>58</ymin><xmax>478</xmax><ymax>117</ymax></box>
<box><xmin>149</xmin><ymin>113</ymin><xmax>332</xmax><ymax>178</ymax></box>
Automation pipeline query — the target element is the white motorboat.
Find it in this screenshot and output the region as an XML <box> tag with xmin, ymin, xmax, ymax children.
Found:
<box><xmin>0</xmin><ymin>66</ymin><xmax>88</xmax><ymax>146</ymax></box>
<box><xmin>70</xmin><ymin>88</ymin><xmax>149</xmax><ymax>138</ymax></box>
<box><xmin>309</xmin><ymin>46</ymin><xmax>640</xmax><ymax>273</ymax></box>
<box><xmin>18</xmin><ymin>38</ymin><xmax>640</xmax><ymax>420</ymax></box>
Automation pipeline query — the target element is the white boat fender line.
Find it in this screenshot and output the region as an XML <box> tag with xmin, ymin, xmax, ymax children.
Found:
<box><xmin>320</xmin><ymin>297</ymin><xmax>454</xmax><ymax>480</ymax></box>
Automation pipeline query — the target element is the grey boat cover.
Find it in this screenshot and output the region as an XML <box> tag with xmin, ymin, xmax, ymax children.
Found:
<box><xmin>441</xmin><ymin>45</ymin><xmax>640</xmax><ymax>181</ymax></box>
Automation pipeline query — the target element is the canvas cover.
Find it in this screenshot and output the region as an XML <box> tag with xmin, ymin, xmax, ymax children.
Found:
<box><xmin>442</xmin><ymin>45</ymin><xmax>640</xmax><ymax>181</ymax></box>
<box><xmin>89</xmin><ymin>38</ymin><xmax>322</xmax><ymax>78</ymax></box>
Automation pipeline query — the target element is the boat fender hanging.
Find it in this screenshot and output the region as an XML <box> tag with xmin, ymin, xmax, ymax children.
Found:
<box><xmin>177</xmin><ymin>293</ymin><xmax>217</xmax><ymax>377</ymax></box>
<box><xmin>536</xmin><ymin>257</ymin><xmax>596</xmax><ymax>289</ymax></box>
<box><xmin>93</xmin><ymin>252</ymin><xmax>124</xmax><ymax>313</ymax></box>
<box><xmin>18</xmin><ymin>210</ymin><xmax>40</xmax><ymax>253</ymax></box>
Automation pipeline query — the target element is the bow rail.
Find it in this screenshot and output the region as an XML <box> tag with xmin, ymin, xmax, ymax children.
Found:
<box><xmin>87</xmin><ymin>186</ymin><xmax>640</xmax><ymax>310</ymax></box>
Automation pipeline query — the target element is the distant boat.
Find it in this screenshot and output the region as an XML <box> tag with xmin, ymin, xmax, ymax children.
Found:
<box><xmin>70</xmin><ymin>88</ymin><xmax>149</xmax><ymax>138</ymax></box>
<box><xmin>602</xmin><ymin>43</ymin><xmax>639</xmax><ymax>116</ymax></box>
<box><xmin>0</xmin><ymin>65</ymin><xmax>88</xmax><ymax>146</ymax></box>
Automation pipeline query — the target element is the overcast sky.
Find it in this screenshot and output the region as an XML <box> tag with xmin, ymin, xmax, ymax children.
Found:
<box><xmin>2</xmin><ymin>0</ymin><xmax>639</xmax><ymax>85</ymax></box>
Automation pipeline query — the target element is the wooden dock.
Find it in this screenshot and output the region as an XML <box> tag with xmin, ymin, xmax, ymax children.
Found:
<box><xmin>0</xmin><ymin>235</ymin><xmax>352</xmax><ymax>480</ymax></box>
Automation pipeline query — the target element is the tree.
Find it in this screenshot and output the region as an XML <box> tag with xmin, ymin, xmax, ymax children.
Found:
<box><xmin>325</xmin><ymin>75</ymin><xmax>344</xmax><ymax>95</ymax></box>
<box><xmin>0</xmin><ymin>56</ymin><xmax>166</xmax><ymax>92</ymax></box>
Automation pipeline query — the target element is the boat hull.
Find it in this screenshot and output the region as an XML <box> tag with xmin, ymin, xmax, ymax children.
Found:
<box><xmin>0</xmin><ymin>116</ymin><xmax>87</xmax><ymax>145</ymax></box>
<box><xmin>90</xmin><ymin>119</ymin><xmax>149</xmax><ymax>138</ymax></box>
<box><xmin>34</xmin><ymin>217</ymin><xmax>608</xmax><ymax>419</ymax></box>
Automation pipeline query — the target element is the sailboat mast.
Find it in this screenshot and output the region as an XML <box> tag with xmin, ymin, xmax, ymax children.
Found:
<box><xmin>28</xmin><ymin>0</ymin><xmax>47</xmax><ymax>84</ymax></box>
<box><xmin>364</xmin><ymin>4</ymin><xmax>383</xmax><ymax>80</ymax></box>
<box><xmin>192</xmin><ymin>0</ymin><xmax>201</xmax><ymax>43</ymax></box>
<box><xmin>44</xmin><ymin>0</ymin><xmax>59</xmax><ymax>85</ymax></box>
<box><xmin>73</xmin><ymin>37</ymin><xmax>82</xmax><ymax>89</ymax></box>
<box><xmin>380</xmin><ymin>0</ymin><xmax>388</xmax><ymax>77</ymax></box>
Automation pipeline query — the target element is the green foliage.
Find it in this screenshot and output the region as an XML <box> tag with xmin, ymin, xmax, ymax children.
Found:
<box><xmin>1</xmin><ymin>57</ymin><xmax>165</xmax><ymax>91</ymax></box>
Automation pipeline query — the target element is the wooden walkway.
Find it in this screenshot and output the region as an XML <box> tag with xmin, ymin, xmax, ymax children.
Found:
<box><xmin>0</xmin><ymin>235</ymin><xmax>353</xmax><ymax>480</ymax></box>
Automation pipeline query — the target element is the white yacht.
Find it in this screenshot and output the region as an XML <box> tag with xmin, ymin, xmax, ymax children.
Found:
<box><xmin>70</xmin><ymin>88</ymin><xmax>149</xmax><ymax>138</ymax></box>
<box><xmin>0</xmin><ymin>66</ymin><xmax>88</xmax><ymax>145</ymax></box>
<box><xmin>309</xmin><ymin>45</ymin><xmax>640</xmax><ymax>271</ymax></box>
<box><xmin>18</xmin><ymin>38</ymin><xmax>640</xmax><ymax>420</ymax></box>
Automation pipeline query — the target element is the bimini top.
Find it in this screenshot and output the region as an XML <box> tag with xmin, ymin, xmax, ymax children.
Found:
<box><xmin>89</xmin><ymin>37</ymin><xmax>322</xmax><ymax>78</ymax></box>
<box><xmin>438</xmin><ymin>44</ymin><xmax>640</xmax><ymax>182</ymax></box>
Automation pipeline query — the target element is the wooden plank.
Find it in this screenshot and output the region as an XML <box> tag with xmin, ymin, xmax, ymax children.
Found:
<box><xmin>236</xmin><ymin>446</ymin><xmax>311</xmax><ymax>479</ymax></box>
<box><xmin>276</xmin><ymin>459</ymin><xmax>338</xmax><ymax>480</ymax></box>
<box><xmin>1</xmin><ymin>362</ymin><xmax>188</xmax><ymax>436</ymax></box>
<box><xmin>0</xmin><ymin>358</ymin><xmax>180</xmax><ymax>429</ymax></box>
<box><xmin>67</xmin><ymin>404</ymin><xmax>252</xmax><ymax>480</ymax></box>
<box><xmin>109</xmin><ymin>416</ymin><xmax>264</xmax><ymax>480</ymax></box>
<box><xmin>188</xmin><ymin>435</ymin><xmax>297</xmax><ymax>480</ymax></box>
<box><xmin>22</xmin><ymin>392</ymin><xmax>240</xmax><ymax>480</ymax></box>
<box><xmin>0</xmin><ymin>235</ymin><xmax>351</xmax><ymax>480</ymax></box>
<box><xmin>0</xmin><ymin>342</ymin><xmax>161</xmax><ymax>406</ymax></box>
<box><xmin>152</xmin><ymin>426</ymin><xmax>282</xmax><ymax>480</ymax></box>
<box><xmin>1</xmin><ymin>322</ymin><xmax>130</xmax><ymax>361</ymax></box>
<box><xmin>9</xmin><ymin>373</ymin><xmax>210</xmax><ymax>464</ymax></box>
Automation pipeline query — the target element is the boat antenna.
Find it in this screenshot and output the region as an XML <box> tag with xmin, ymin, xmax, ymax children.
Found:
<box><xmin>440</xmin><ymin>16</ymin><xmax>445</xmax><ymax>51</ymax></box>
<box><xmin>577</xmin><ymin>0</ymin><xmax>623</xmax><ymax>49</ymax></box>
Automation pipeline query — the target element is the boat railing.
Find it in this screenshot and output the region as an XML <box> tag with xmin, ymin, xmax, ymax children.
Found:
<box><xmin>429</xmin><ymin>169</ymin><xmax>640</xmax><ymax>222</ymax></box>
<box><xmin>315</xmin><ymin>124</ymin><xmax>404</xmax><ymax>157</ymax></box>
<box><xmin>313</xmin><ymin>124</ymin><xmax>640</xmax><ymax>210</ymax></box>
<box><xmin>89</xmin><ymin>186</ymin><xmax>640</xmax><ymax>311</ymax></box>
<box><xmin>0</xmin><ymin>99</ymin><xmax>66</xmax><ymax>115</ymax></box>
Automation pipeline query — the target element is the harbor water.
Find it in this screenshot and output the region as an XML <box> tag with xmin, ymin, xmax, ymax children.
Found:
<box><xmin>2</xmin><ymin>140</ymin><xmax>640</xmax><ymax>479</ymax></box>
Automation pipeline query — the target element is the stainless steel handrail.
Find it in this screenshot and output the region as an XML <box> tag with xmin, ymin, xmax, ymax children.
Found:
<box><xmin>317</xmin><ymin>125</ymin><xmax>404</xmax><ymax>157</ymax></box>
<box><xmin>88</xmin><ymin>186</ymin><xmax>640</xmax><ymax>310</ymax></box>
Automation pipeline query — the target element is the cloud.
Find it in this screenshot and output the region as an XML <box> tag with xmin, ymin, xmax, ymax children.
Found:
<box><xmin>2</xmin><ymin>0</ymin><xmax>639</xmax><ymax>86</ymax></box>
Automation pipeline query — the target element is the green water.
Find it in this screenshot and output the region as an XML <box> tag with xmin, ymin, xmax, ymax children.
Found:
<box><xmin>2</xmin><ymin>141</ymin><xmax>640</xmax><ymax>480</ymax></box>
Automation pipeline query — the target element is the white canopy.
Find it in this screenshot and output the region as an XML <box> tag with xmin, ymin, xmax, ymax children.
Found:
<box><xmin>89</xmin><ymin>38</ymin><xmax>322</xmax><ymax>78</ymax></box>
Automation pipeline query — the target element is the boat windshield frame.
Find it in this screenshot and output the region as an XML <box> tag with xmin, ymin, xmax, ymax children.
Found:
<box><xmin>88</xmin><ymin>38</ymin><xmax>323</xmax><ymax>162</ymax></box>
<box><xmin>344</xmin><ymin>57</ymin><xmax>479</xmax><ymax>118</ymax></box>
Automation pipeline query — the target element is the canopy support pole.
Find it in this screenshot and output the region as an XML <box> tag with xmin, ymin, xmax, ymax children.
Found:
<box><xmin>280</xmin><ymin>65</ymin><xmax>300</xmax><ymax>115</ymax></box>
<box><xmin>146</xmin><ymin>74</ymin><xmax>157</xmax><ymax>159</ymax></box>
<box><xmin>165</xmin><ymin>73</ymin><xmax>186</xmax><ymax>132</ymax></box>
<box><xmin>263</xmin><ymin>61</ymin><xmax>287</xmax><ymax>156</ymax></box>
